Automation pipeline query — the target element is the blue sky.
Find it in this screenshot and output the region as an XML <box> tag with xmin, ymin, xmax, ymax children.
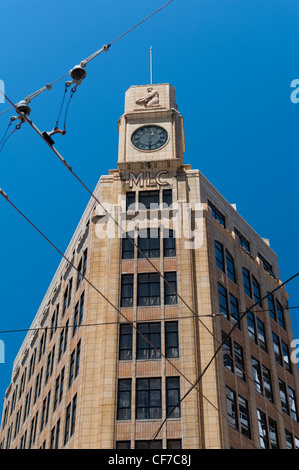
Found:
<box><xmin>0</xmin><ymin>0</ymin><xmax>298</xmax><ymax>418</ymax></box>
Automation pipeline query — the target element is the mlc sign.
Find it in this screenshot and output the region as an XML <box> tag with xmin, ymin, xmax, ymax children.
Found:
<box><xmin>129</xmin><ymin>170</ymin><xmax>169</xmax><ymax>188</ymax></box>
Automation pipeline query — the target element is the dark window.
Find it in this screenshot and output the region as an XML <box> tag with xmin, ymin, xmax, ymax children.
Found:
<box><xmin>139</xmin><ymin>191</ymin><xmax>159</xmax><ymax>210</ymax></box>
<box><xmin>122</xmin><ymin>232</ymin><xmax>134</xmax><ymax>260</ymax></box>
<box><xmin>226</xmin><ymin>386</ymin><xmax>238</xmax><ymax>429</ymax></box>
<box><xmin>163</xmin><ymin>189</ymin><xmax>172</xmax><ymax>207</ymax></box>
<box><xmin>215</xmin><ymin>241</ymin><xmax>225</xmax><ymax>272</ymax></box>
<box><xmin>79</xmin><ymin>291</ymin><xmax>84</xmax><ymax>326</ymax></box>
<box><xmin>276</xmin><ymin>300</ymin><xmax>285</xmax><ymax>329</ymax></box>
<box><xmin>281</xmin><ymin>340</ymin><xmax>292</xmax><ymax>373</ymax></box>
<box><xmin>164</xmin><ymin>272</ymin><xmax>177</xmax><ymax>305</ymax></box>
<box><xmin>64</xmin><ymin>320</ymin><xmax>69</xmax><ymax>353</ymax></box>
<box><xmin>258</xmin><ymin>253</ymin><xmax>275</xmax><ymax>278</ymax></box>
<box><xmin>165</xmin><ymin>322</ymin><xmax>179</xmax><ymax>358</ymax></box>
<box><xmin>257</xmin><ymin>318</ymin><xmax>267</xmax><ymax>352</ymax></box>
<box><xmin>62</xmin><ymin>286</ymin><xmax>68</xmax><ymax>317</ymax></box>
<box><xmin>208</xmin><ymin>201</ymin><xmax>226</xmax><ymax>228</ymax></box>
<box><xmin>119</xmin><ymin>324</ymin><xmax>133</xmax><ymax>360</ymax></box>
<box><xmin>55</xmin><ymin>418</ymin><xmax>60</xmax><ymax>449</ymax></box>
<box><xmin>288</xmin><ymin>386</ymin><xmax>298</xmax><ymax>421</ymax></box>
<box><xmin>121</xmin><ymin>274</ymin><xmax>134</xmax><ymax>307</ymax></box>
<box><xmin>68</xmin><ymin>350</ymin><xmax>75</xmax><ymax>388</ymax></box>
<box><xmin>285</xmin><ymin>429</ymin><xmax>294</xmax><ymax>449</ymax></box>
<box><xmin>262</xmin><ymin>365</ymin><xmax>273</xmax><ymax>402</ymax></box>
<box><xmin>218</xmin><ymin>284</ymin><xmax>228</xmax><ymax>319</ymax></box>
<box><xmin>72</xmin><ymin>302</ymin><xmax>79</xmax><ymax>336</ymax></box>
<box><xmin>252</xmin><ymin>276</ymin><xmax>262</xmax><ymax>307</ymax></box>
<box><xmin>76</xmin><ymin>258</ymin><xmax>82</xmax><ymax>291</ymax></box>
<box><xmin>238</xmin><ymin>395</ymin><xmax>251</xmax><ymax>439</ymax></box>
<box><xmin>137</xmin><ymin>323</ymin><xmax>161</xmax><ymax>360</ymax></box>
<box><xmin>126</xmin><ymin>192</ymin><xmax>136</xmax><ymax>211</ymax></box>
<box><xmin>163</xmin><ymin>229</ymin><xmax>176</xmax><ymax>257</ymax></box>
<box><xmin>257</xmin><ymin>409</ymin><xmax>268</xmax><ymax>449</ymax></box>
<box><xmin>247</xmin><ymin>312</ymin><xmax>257</xmax><ymax>343</ymax></box>
<box><xmin>136</xmin><ymin>378</ymin><xmax>162</xmax><ymax>420</ymax></box>
<box><xmin>234</xmin><ymin>342</ymin><xmax>245</xmax><ymax>381</ymax></box>
<box><xmin>70</xmin><ymin>394</ymin><xmax>77</xmax><ymax>437</ymax></box>
<box><xmin>267</xmin><ymin>293</ymin><xmax>276</xmax><ymax>321</ymax></box>
<box><xmin>229</xmin><ymin>293</ymin><xmax>240</xmax><ymax>328</ymax></box>
<box><xmin>279</xmin><ymin>379</ymin><xmax>289</xmax><ymax>415</ymax></box>
<box><xmin>135</xmin><ymin>440</ymin><xmax>162</xmax><ymax>449</ymax></box>
<box><xmin>64</xmin><ymin>403</ymin><xmax>71</xmax><ymax>445</ymax></box>
<box><xmin>166</xmin><ymin>377</ymin><xmax>181</xmax><ymax>418</ymax></box>
<box><xmin>242</xmin><ymin>268</ymin><xmax>252</xmax><ymax>298</ymax></box>
<box><xmin>226</xmin><ymin>251</ymin><xmax>236</xmax><ymax>282</ymax></box>
<box><xmin>82</xmin><ymin>249</ymin><xmax>88</xmax><ymax>277</ymax></box>
<box><xmin>59</xmin><ymin>367</ymin><xmax>65</xmax><ymax>403</ymax></box>
<box><xmin>222</xmin><ymin>332</ymin><xmax>233</xmax><ymax>372</ymax></box>
<box><xmin>117</xmin><ymin>379</ymin><xmax>132</xmax><ymax>421</ymax></box>
<box><xmin>68</xmin><ymin>278</ymin><xmax>73</xmax><ymax>308</ymax></box>
<box><xmin>268</xmin><ymin>418</ymin><xmax>279</xmax><ymax>449</ymax></box>
<box><xmin>272</xmin><ymin>332</ymin><xmax>282</xmax><ymax>365</ymax></box>
<box><xmin>167</xmin><ymin>439</ymin><xmax>182</xmax><ymax>449</ymax></box>
<box><xmin>252</xmin><ymin>357</ymin><xmax>262</xmax><ymax>394</ymax></box>
<box><xmin>137</xmin><ymin>273</ymin><xmax>160</xmax><ymax>307</ymax></box>
<box><xmin>138</xmin><ymin>228</ymin><xmax>160</xmax><ymax>258</ymax></box>
<box><xmin>116</xmin><ymin>441</ymin><xmax>131</xmax><ymax>449</ymax></box>
<box><xmin>235</xmin><ymin>229</ymin><xmax>250</xmax><ymax>253</ymax></box>
<box><xmin>75</xmin><ymin>340</ymin><xmax>81</xmax><ymax>378</ymax></box>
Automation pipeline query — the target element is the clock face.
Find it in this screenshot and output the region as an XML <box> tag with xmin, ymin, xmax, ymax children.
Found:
<box><xmin>131</xmin><ymin>125</ymin><xmax>168</xmax><ymax>151</ymax></box>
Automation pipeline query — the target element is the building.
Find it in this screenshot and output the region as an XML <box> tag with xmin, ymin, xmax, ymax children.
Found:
<box><xmin>1</xmin><ymin>83</ymin><xmax>299</xmax><ymax>449</ymax></box>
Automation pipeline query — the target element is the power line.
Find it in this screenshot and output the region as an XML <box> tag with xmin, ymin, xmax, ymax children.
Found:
<box><xmin>0</xmin><ymin>306</ymin><xmax>298</xmax><ymax>335</ymax></box>
<box><xmin>147</xmin><ymin>270</ymin><xmax>299</xmax><ymax>445</ymax></box>
<box><xmin>0</xmin><ymin>0</ymin><xmax>175</xmax><ymax>117</ymax></box>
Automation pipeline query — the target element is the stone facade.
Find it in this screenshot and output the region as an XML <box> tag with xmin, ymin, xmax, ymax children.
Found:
<box><xmin>1</xmin><ymin>83</ymin><xmax>299</xmax><ymax>449</ymax></box>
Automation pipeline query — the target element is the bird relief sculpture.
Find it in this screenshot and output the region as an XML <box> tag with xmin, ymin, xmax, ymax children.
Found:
<box><xmin>135</xmin><ymin>87</ymin><xmax>160</xmax><ymax>108</ymax></box>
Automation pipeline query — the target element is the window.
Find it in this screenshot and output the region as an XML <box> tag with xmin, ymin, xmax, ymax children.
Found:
<box><xmin>137</xmin><ymin>273</ymin><xmax>160</xmax><ymax>306</ymax></box>
<box><xmin>166</xmin><ymin>377</ymin><xmax>181</xmax><ymax>418</ymax></box>
<box><xmin>68</xmin><ymin>350</ymin><xmax>75</xmax><ymax>388</ymax></box>
<box><xmin>215</xmin><ymin>241</ymin><xmax>225</xmax><ymax>272</ymax></box>
<box><xmin>121</xmin><ymin>274</ymin><xmax>134</xmax><ymax>307</ymax></box>
<box><xmin>167</xmin><ymin>439</ymin><xmax>182</xmax><ymax>449</ymax></box>
<box><xmin>229</xmin><ymin>293</ymin><xmax>240</xmax><ymax>328</ymax></box>
<box><xmin>122</xmin><ymin>232</ymin><xmax>134</xmax><ymax>259</ymax></box>
<box><xmin>53</xmin><ymin>375</ymin><xmax>60</xmax><ymax>413</ymax></box>
<box><xmin>247</xmin><ymin>312</ymin><xmax>257</xmax><ymax>343</ymax></box>
<box><xmin>117</xmin><ymin>379</ymin><xmax>132</xmax><ymax>420</ymax></box>
<box><xmin>59</xmin><ymin>367</ymin><xmax>65</xmax><ymax>403</ymax></box>
<box><xmin>288</xmin><ymin>386</ymin><xmax>298</xmax><ymax>421</ymax></box>
<box><xmin>55</xmin><ymin>418</ymin><xmax>60</xmax><ymax>449</ymax></box>
<box><xmin>258</xmin><ymin>253</ymin><xmax>275</xmax><ymax>278</ymax></box>
<box><xmin>267</xmin><ymin>293</ymin><xmax>276</xmax><ymax>321</ymax></box>
<box><xmin>281</xmin><ymin>340</ymin><xmax>292</xmax><ymax>373</ymax></box>
<box><xmin>163</xmin><ymin>189</ymin><xmax>172</xmax><ymax>207</ymax></box>
<box><xmin>262</xmin><ymin>365</ymin><xmax>273</xmax><ymax>402</ymax></box>
<box><xmin>208</xmin><ymin>201</ymin><xmax>226</xmax><ymax>228</ymax></box>
<box><xmin>119</xmin><ymin>324</ymin><xmax>132</xmax><ymax>360</ymax></box>
<box><xmin>226</xmin><ymin>251</ymin><xmax>236</xmax><ymax>282</ymax></box>
<box><xmin>70</xmin><ymin>394</ymin><xmax>77</xmax><ymax>437</ymax></box>
<box><xmin>137</xmin><ymin>323</ymin><xmax>161</xmax><ymax>360</ymax></box>
<box><xmin>279</xmin><ymin>379</ymin><xmax>289</xmax><ymax>415</ymax></box>
<box><xmin>256</xmin><ymin>318</ymin><xmax>267</xmax><ymax>352</ymax></box>
<box><xmin>285</xmin><ymin>429</ymin><xmax>294</xmax><ymax>449</ymax></box>
<box><xmin>163</xmin><ymin>229</ymin><xmax>176</xmax><ymax>257</ymax></box>
<box><xmin>67</xmin><ymin>278</ymin><xmax>73</xmax><ymax>308</ymax></box>
<box><xmin>139</xmin><ymin>191</ymin><xmax>159</xmax><ymax>210</ymax></box>
<box><xmin>135</xmin><ymin>440</ymin><xmax>162</xmax><ymax>449</ymax></box>
<box><xmin>252</xmin><ymin>276</ymin><xmax>262</xmax><ymax>307</ymax></box>
<box><xmin>75</xmin><ymin>340</ymin><xmax>81</xmax><ymax>378</ymax></box>
<box><xmin>252</xmin><ymin>357</ymin><xmax>262</xmax><ymax>394</ymax></box>
<box><xmin>116</xmin><ymin>441</ymin><xmax>131</xmax><ymax>449</ymax></box>
<box><xmin>218</xmin><ymin>284</ymin><xmax>228</xmax><ymax>319</ymax></box>
<box><xmin>238</xmin><ymin>395</ymin><xmax>251</xmax><ymax>439</ymax></box>
<box><xmin>165</xmin><ymin>322</ymin><xmax>179</xmax><ymax>358</ymax></box>
<box><xmin>276</xmin><ymin>300</ymin><xmax>285</xmax><ymax>329</ymax></box>
<box><xmin>268</xmin><ymin>418</ymin><xmax>279</xmax><ymax>449</ymax></box>
<box><xmin>126</xmin><ymin>192</ymin><xmax>136</xmax><ymax>211</ymax></box>
<box><xmin>82</xmin><ymin>249</ymin><xmax>88</xmax><ymax>277</ymax></box>
<box><xmin>136</xmin><ymin>378</ymin><xmax>162</xmax><ymax>420</ymax></box>
<box><xmin>234</xmin><ymin>342</ymin><xmax>245</xmax><ymax>381</ymax></box>
<box><xmin>242</xmin><ymin>268</ymin><xmax>252</xmax><ymax>298</ymax></box>
<box><xmin>76</xmin><ymin>258</ymin><xmax>82</xmax><ymax>291</ymax></box>
<box><xmin>58</xmin><ymin>329</ymin><xmax>64</xmax><ymax>362</ymax></box>
<box><xmin>138</xmin><ymin>228</ymin><xmax>160</xmax><ymax>258</ymax></box>
<box><xmin>226</xmin><ymin>387</ymin><xmax>238</xmax><ymax>429</ymax></box>
<box><xmin>72</xmin><ymin>302</ymin><xmax>79</xmax><ymax>336</ymax></box>
<box><xmin>64</xmin><ymin>320</ymin><xmax>69</xmax><ymax>353</ymax></box>
<box><xmin>272</xmin><ymin>333</ymin><xmax>282</xmax><ymax>365</ymax></box>
<box><xmin>79</xmin><ymin>291</ymin><xmax>85</xmax><ymax>326</ymax></box>
<box><xmin>64</xmin><ymin>403</ymin><xmax>71</xmax><ymax>445</ymax></box>
<box><xmin>235</xmin><ymin>229</ymin><xmax>250</xmax><ymax>253</ymax></box>
<box><xmin>164</xmin><ymin>272</ymin><xmax>177</xmax><ymax>305</ymax></box>
<box><xmin>222</xmin><ymin>333</ymin><xmax>233</xmax><ymax>372</ymax></box>
<box><xmin>62</xmin><ymin>286</ymin><xmax>68</xmax><ymax>317</ymax></box>
<box><xmin>257</xmin><ymin>409</ymin><xmax>268</xmax><ymax>449</ymax></box>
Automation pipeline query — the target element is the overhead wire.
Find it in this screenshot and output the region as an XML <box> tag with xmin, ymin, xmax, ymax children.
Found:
<box><xmin>0</xmin><ymin>0</ymin><xmax>175</xmax><ymax>117</ymax></box>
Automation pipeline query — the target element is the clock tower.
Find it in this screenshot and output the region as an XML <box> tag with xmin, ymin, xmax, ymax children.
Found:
<box><xmin>117</xmin><ymin>83</ymin><xmax>185</xmax><ymax>168</ymax></box>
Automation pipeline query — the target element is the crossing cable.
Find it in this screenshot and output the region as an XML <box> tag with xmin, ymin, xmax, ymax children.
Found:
<box><xmin>0</xmin><ymin>0</ymin><xmax>175</xmax><ymax>117</ymax></box>
<box><xmin>147</xmin><ymin>270</ymin><xmax>299</xmax><ymax>445</ymax></box>
<box><xmin>0</xmin><ymin>90</ymin><xmax>221</xmax><ymax>349</ymax></box>
<box><xmin>0</xmin><ymin>306</ymin><xmax>298</xmax><ymax>335</ymax></box>
<box><xmin>0</xmin><ymin>187</ymin><xmax>227</xmax><ymax>423</ymax></box>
